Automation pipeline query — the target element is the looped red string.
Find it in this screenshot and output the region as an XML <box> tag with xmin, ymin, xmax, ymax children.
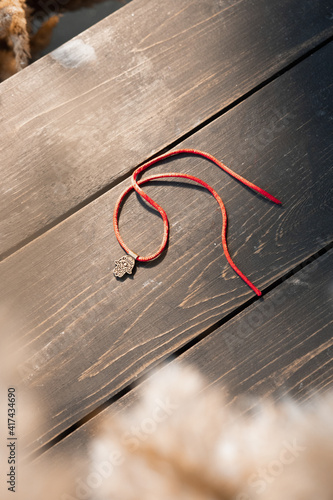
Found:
<box><xmin>113</xmin><ymin>149</ymin><xmax>281</xmax><ymax>296</ymax></box>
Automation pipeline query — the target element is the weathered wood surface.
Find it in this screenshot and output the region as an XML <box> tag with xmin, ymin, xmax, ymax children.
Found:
<box><xmin>33</xmin><ymin>249</ymin><xmax>333</xmax><ymax>470</ymax></box>
<box><xmin>184</xmin><ymin>250</ymin><xmax>333</xmax><ymax>403</ymax></box>
<box><xmin>2</xmin><ymin>42</ymin><xmax>332</xmax><ymax>456</ymax></box>
<box><xmin>0</xmin><ymin>0</ymin><xmax>332</xmax><ymax>258</ymax></box>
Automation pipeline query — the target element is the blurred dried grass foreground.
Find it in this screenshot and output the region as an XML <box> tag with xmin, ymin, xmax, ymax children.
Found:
<box><xmin>0</xmin><ymin>304</ymin><xmax>81</xmax><ymax>500</ymax></box>
<box><xmin>0</xmin><ymin>0</ymin><xmax>127</xmax><ymax>80</ymax></box>
<box><xmin>1</xmin><ymin>307</ymin><xmax>333</xmax><ymax>500</ymax></box>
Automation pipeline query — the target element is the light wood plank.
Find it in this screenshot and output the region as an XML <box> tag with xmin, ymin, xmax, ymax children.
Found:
<box><xmin>0</xmin><ymin>0</ymin><xmax>332</xmax><ymax>257</ymax></box>
<box><xmin>2</xmin><ymin>42</ymin><xmax>333</xmax><ymax>456</ymax></box>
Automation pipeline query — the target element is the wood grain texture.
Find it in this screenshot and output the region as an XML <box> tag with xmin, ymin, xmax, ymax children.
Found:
<box><xmin>0</xmin><ymin>0</ymin><xmax>332</xmax><ymax>257</ymax></box>
<box><xmin>32</xmin><ymin>250</ymin><xmax>333</xmax><ymax>474</ymax></box>
<box><xmin>2</xmin><ymin>42</ymin><xmax>332</xmax><ymax>456</ymax></box>
<box><xmin>183</xmin><ymin>249</ymin><xmax>333</xmax><ymax>404</ymax></box>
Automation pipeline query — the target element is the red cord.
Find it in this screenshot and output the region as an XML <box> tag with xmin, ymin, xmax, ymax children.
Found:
<box><xmin>113</xmin><ymin>149</ymin><xmax>281</xmax><ymax>296</ymax></box>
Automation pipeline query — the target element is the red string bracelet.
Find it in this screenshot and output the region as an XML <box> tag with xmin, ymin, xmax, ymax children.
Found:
<box><xmin>113</xmin><ymin>149</ymin><xmax>281</xmax><ymax>296</ymax></box>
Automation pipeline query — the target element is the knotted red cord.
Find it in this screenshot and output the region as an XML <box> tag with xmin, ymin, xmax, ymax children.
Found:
<box><xmin>113</xmin><ymin>149</ymin><xmax>281</xmax><ymax>296</ymax></box>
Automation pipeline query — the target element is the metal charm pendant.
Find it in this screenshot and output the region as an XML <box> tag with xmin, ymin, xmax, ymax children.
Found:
<box><xmin>113</xmin><ymin>255</ymin><xmax>136</xmax><ymax>278</ymax></box>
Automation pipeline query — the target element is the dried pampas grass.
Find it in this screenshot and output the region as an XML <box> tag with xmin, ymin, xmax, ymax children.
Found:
<box><xmin>0</xmin><ymin>305</ymin><xmax>79</xmax><ymax>500</ymax></box>
<box><xmin>90</xmin><ymin>363</ymin><xmax>333</xmax><ymax>500</ymax></box>
<box><xmin>1</xmin><ymin>305</ymin><xmax>332</xmax><ymax>500</ymax></box>
<box><xmin>0</xmin><ymin>0</ymin><xmax>125</xmax><ymax>80</ymax></box>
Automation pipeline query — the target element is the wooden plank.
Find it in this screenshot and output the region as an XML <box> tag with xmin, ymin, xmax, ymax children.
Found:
<box><xmin>32</xmin><ymin>249</ymin><xmax>333</xmax><ymax>471</ymax></box>
<box><xmin>2</xmin><ymin>42</ymin><xmax>333</xmax><ymax>456</ymax></box>
<box><xmin>0</xmin><ymin>0</ymin><xmax>332</xmax><ymax>258</ymax></box>
<box><xmin>182</xmin><ymin>249</ymin><xmax>333</xmax><ymax>403</ymax></box>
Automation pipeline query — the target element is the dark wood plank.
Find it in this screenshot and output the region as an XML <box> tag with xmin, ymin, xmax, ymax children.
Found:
<box><xmin>3</xmin><ymin>42</ymin><xmax>332</xmax><ymax>456</ymax></box>
<box><xmin>32</xmin><ymin>249</ymin><xmax>333</xmax><ymax>472</ymax></box>
<box><xmin>182</xmin><ymin>249</ymin><xmax>333</xmax><ymax>403</ymax></box>
<box><xmin>1</xmin><ymin>0</ymin><xmax>332</xmax><ymax>257</ymax></box>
